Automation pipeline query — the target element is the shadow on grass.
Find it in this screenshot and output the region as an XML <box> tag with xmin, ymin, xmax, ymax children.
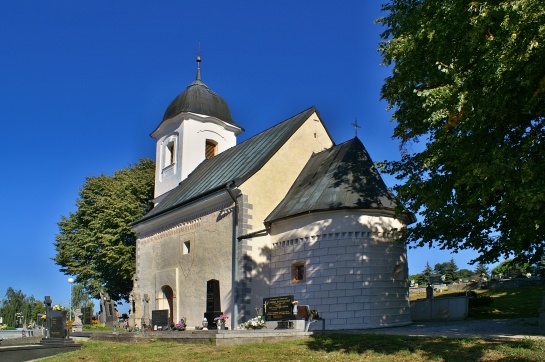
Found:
<box><xmin>305</xmin><ymin>333</ymin><xmax>538</xmax><ymax>361</ymax></box>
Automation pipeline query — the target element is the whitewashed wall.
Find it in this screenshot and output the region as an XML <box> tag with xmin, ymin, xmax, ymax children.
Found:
<box><xmin>269</xmin><ymin>210</ymin><xmax>411</xmax><ymax>330</ymax></box>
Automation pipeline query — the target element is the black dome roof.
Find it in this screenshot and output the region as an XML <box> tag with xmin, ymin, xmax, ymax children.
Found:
<box><xmin>161</xmin><ymin>56</ymin><xmax>240</xmax><ymax>129</ymax></box>
<box><xmin>162</xmin><ymin>79</ymin><xmax>239</xmax><ymax>127</ymax></box>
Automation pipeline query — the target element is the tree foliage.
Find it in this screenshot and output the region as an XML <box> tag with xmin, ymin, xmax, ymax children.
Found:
<box><xmin>491</xmin><ymin>259</ymin><xmax>533</xmax><ymax>277</ymax></box>
<box><xmin>434</xmin><ymin>258</ymin><xmax>458</xmax><ymax>283</ymax></box>
<box><xmin>378</xmin><ymin>1</ymin><xmax>545</xmax><ymax>265</ymax></box>
<box><xmin>71</xmin><ymin>283</ymin><xmax>95</xmax><ymax>313</ymax></box>
<box><xmin>53</xmin><ymin>159</ymin><xmax>155</xmax><ymax>301</ymax></box>
<box><xmin>458</xmin><ymin>268</ymin><xmax>473</xmax><ymax>279</ymax></box>
<box><xmin>474</xmin><ymin>262</ymin><xmax>490</xmax><ymax>277</ymax></box>
<box><xmin>422</xmin><ymin>261</ymin><xmax>433</xmax><ymax>282</ymax></box>
<box><xmin>0</xmin><ymin>288</ymin><xmax>42</xmax><ymax>327</ymax></box>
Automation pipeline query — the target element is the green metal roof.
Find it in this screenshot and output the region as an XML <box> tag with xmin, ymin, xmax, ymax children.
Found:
<box><xmin>134</xmin><ymin>106</ymin><xmax>325</xmax><ymax>225</ymax></box>
<box><xmin>265</xmin><ymin>137</ymin><xmax>413</xmax><ymax>225</ymax></box>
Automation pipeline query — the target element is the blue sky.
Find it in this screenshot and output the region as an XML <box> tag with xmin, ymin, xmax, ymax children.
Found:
<box><xmin>0</xmin><ymin>1</ymin><xmax>492</xmax><ymax>311</ymax></box>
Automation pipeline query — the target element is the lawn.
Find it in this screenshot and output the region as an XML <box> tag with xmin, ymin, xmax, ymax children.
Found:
<box><xmin>38</xmin><ymin>286</ymin><xmax>545</xmax><ymax>361</ymax></box>
<box><xmin>39</xmin><ymin>334</ymin><xmax>545</xmax><ymax>362</ymax></box>
<box><xmin>411</xmin><ymin>285</ymin><xmax>545</xmax><ymax>319</ymax></box>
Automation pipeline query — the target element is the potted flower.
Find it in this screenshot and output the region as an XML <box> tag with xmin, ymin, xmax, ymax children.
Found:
<box><xmin>174</xmin><ymin>317</ymin><xmax>187</xmax><ymax>331</ymax></box>
<box><xmin>214</xmin><ymin>315</ymin><xmax>229</xmax><ymax>329</ymax></box>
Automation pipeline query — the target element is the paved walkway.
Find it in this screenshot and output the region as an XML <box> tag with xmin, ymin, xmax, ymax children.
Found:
<box><xmin>358</xmin><ymin>318</ymin><xmax>543</xmax><ymax>340</ymax></box>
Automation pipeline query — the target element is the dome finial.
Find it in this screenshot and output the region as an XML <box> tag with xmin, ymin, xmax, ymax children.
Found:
<box><xmin>196</xmin><ymin>54</ymin><xmax>201</xmax><ymax>81</ymax></box>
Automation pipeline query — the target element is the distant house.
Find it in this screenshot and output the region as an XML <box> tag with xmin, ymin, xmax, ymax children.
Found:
<box><xmin>129</xmin><ymin>57</ymin><xmax>416</xmax><ymax>330</ymax></box>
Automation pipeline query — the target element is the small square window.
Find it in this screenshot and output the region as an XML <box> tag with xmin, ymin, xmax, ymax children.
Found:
<box><xmin>291</xmin><ymin>261</ymin><xmax>306</xmax><ymax>283</ymax></box>
<box><xmin>182</xmin><ymin>241</ymin><xmax>191</xmax><ymax>255</ymax></box>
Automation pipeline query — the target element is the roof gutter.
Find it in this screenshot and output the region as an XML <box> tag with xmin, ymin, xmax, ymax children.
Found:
<box><xmin>225</xmin><ymin>182</ymin><xmax>239</xmax><ymax>330</ymax></box>
<box><xmin>132</xmin><ymin>184</ymin><xmax>227</xmax><ymax>227</ymax></box>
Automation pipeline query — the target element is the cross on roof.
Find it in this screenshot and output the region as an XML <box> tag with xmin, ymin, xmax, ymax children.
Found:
<box><xmin>351</xmin><ymin>118</ymin><xmax>361</xmax><ymax>136</ymax></box>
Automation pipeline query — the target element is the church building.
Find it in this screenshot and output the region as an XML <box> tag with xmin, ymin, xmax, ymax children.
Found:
<box><xmin>130</xmin><ymin>57</ymin><xmax>415</xmax><ymax>330</ymax></box>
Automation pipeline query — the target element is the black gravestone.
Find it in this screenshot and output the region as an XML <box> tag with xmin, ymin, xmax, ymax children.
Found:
<box><xmin>49</xmin><ymin>310</ymin><xmax>68</xmax><ymax>338</ymax></box>
<box><xmin>151</xmin><ymin>310</ymin><xmax>169</xmax><ymax>328</ymax></box>
<box><xmin>82</xmin><ymin>306</ymin><xmax>92</xmax><ymax>325</ymax></box>
<box><xmin>204</xmin><ymin>279</ymin><xmax>223</xmax><ymax>327</ymax></box>
<box><xmin>263</xmin><ymin>295</ymin><xmax>295</xmax><ymax>321</ymax></box>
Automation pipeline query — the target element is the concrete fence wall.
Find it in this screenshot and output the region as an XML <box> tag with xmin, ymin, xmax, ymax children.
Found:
<box><xmin>410</xmin><ymin>297</ymin><xmax>469</xmax><ymax>322</ymax></box>
<box><xmin>0</xmin><ymin>328</ymin><xmax>43</xmax><ymax>340</ymax></box>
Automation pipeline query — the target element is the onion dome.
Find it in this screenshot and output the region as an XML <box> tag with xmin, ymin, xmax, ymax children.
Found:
<box><xmin>162</xmin><ymin>56</ymin><xmax>240</xmax><ymax>128</ymax></box>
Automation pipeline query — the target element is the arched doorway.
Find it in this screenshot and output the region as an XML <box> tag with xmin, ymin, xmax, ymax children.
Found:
<box><xmin>158</xmin><ymin>285</ymin><xmax>175</xmax><ymax>324</ymax></box>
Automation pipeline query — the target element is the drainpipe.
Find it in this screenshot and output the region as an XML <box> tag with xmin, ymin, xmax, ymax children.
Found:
<box><xmin>225</xmin><ymin>182</ymin><xmax>239</xmax><ymax>330</ymax></box>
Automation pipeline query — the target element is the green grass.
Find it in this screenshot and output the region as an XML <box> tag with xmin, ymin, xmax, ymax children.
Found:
<box><xmin>39</xmin><ymin>334</ymin><xmax>545</xmax><ymax>362</ymax></box>
<box><xmin>37</xmin><ymin>286</ymin><xmax>545</xmax><ymax>361</ymax></box>
<box><xmin>470</xmin><ymin>286</ymin><xmax>545</xmax><ymax>319</ymax></box>
<box><xmin>411</xmin><ymin>286</ymin><xmax>545</xmax><ymax>319</ymax></box>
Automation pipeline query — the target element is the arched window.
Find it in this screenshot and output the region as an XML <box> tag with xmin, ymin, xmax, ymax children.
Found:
<box><xmin>164</xmin><ymin>141</ymin><xmax>175</xmax><ymax>168</ymax></box>
<box><xmin>205</xmin><ymin>139</ymin><xmax>218</xmax><ymax>159</ymax></box>
<box><xmin>162</xmin><ymin>135</ymin><xmax>177</xmax><ymax>170</ymax></box>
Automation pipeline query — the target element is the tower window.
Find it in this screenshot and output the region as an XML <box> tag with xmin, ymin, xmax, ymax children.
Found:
<box><xmin>205</xmin><ymin>139</ymin><xmax>218</xmax><ymax>159</ymax></box>
<box><xmin>164</xmin><ymin>141</ymin><xmax>175</xmax><ymax>168</ymax></box>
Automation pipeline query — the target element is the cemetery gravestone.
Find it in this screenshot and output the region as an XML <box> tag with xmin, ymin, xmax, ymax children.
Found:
<box><xmin>82</xmin><ymin>306</ymin><xmax>92</xmax><ymax>325</ymax></box>
<box><xmin>151</xmin><ymin>310</ymin><xmax>169</xmax><ymax>329</ymax></box>
<box><xmin>263</xmin><ymin>295</ymin><xmax>295</xmax><ymax>321</ymax></box>
<box><xmin>72</xmin><ymin>309</ymin><xmax>83</xmax><ymax>332</ymax></box>
<box><xmin>204</xmin><ymin>279</ymin><xmax>223</xmax><ymax>327</ymax></box>
<box><xmin>50</xmin><ymin>310</ymin><xmax>67</xmax><ymax>338</ymax></box>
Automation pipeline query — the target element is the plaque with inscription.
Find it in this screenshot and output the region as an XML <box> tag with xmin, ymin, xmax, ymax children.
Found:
<box><xmin>263</xmin><ymin>295</ymin><xmax>294</xmax><ymax>321</ymax></box>
<box><xmin>151</xmin><ymin>309</ymin><xmax>169</xmax><ymax>327</ymax></box>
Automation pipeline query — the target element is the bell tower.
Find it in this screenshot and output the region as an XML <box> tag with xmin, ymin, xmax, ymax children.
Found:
<box><xmin>150</xmin><ymin>57</ymin><xmax>244</xmax><ymax>203</ymax></box>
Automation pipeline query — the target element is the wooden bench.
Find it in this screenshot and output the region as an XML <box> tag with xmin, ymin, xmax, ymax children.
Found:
<box><xmin>297</xmin><ymin>305</ymin><xmax>325</xmax><ymax>332</ymax></box>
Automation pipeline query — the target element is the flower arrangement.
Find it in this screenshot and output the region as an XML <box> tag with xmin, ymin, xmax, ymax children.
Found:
<box><xmin>239</xmin><ymin>316</ymin><xmax>266</xmax><ymax>330</ymax></box>
<box><xmin>52</xmin><ymin>305</ymin><xmax>66</xmax><ymax>311</ymax></box>
<box><xmin>214</xmin><ymin>315</ymin><xmax>229</xmax><ymax>325</ymax></box>
<box><xmin>174</xmin><ymin>317</ymin><xmax>187</xmax><ymax>331</ymax></box>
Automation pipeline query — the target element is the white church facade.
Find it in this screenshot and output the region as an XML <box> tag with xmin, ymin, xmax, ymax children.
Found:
<box><xmin>130</xmin><ymin>57</ymin><xmax>415</xmax><ymax>330</ymax></box>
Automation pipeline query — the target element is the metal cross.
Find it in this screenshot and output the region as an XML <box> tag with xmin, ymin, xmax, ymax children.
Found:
<box><xmin>351</xmin><ymin>118</ymin><xmax>361</xmax><ymax>136</ymax></box>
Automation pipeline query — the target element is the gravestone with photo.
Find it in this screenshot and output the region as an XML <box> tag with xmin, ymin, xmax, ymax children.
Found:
<box><xmin>203</xmin><ymin>279</ymin><xmax>223</xmax><ymax>327</ymax></box>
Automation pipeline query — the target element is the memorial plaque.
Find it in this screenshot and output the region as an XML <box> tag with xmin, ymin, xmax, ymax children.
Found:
<box><xmin>151</xmin><ymin>309</ymin><xmax>169</xmax><ymax>327</ymax></box>
<box><xmin>49</xmin><ymin>310</ymin><xmax>67</xmax><ymax>338</ymax></box>
<box><xmin>263</xmin><ymin>295</ymin><xmax>294</xmax><ymax>321</ymax></box>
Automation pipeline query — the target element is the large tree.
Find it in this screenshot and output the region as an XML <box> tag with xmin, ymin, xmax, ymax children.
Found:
<box><xmin>0</xmin><ymin>288</ymin><xmax>42</xmax><ymax>328</ymax></box>
<box><xmin>53</xmin><ymin>159</ymin><xmax>155</xmax><ymax>301</ymax></box>
<box><xmin>378</xmin><ymin>1</ymin><xmax>545</xmax><ymax>265</ymax></box>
